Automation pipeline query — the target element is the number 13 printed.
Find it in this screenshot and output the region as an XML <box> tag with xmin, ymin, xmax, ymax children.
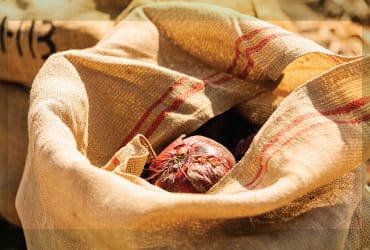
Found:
<box><xmin>1</xmin><ymin>17</ymin><xmax>56</xmax><ymax>60</ymax></box>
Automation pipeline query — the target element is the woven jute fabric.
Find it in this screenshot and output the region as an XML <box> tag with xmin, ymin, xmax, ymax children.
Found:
<box><xmin>15</xmin><ymin>2</ymin><xmax>369</xmax><ymax>249</ymax></box>
<box><xmin>345</xmin><ymin>169</ymin><xmax>370</xmax><ymax>249</ymax></box>
<box><xmin>0</xmin><ymin>0</ymin><xmax>298</xmax><ymax>226</ymax></box>
<box><xmin>0</xmin><ymin>81</ymin><xmax>29</xmax><ymax>226</ymax></box>
<box><xmin>0</xmin><ymin>1</ymin><xmax>118</xmax><ymax>86</ymax></box>
<box><xmin>0</xmin><ymin>0</ymin><xmax>121</xmax><ymax>226</ymax></box>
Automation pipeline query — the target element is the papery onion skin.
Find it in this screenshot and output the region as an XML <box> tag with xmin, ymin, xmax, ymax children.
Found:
<box><xmin>147</xmin><ymin>135</ymin><xmax>236</xmax><ymax>193</ymax></box>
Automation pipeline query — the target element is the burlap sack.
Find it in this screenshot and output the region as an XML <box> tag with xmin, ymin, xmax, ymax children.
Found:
<box><xmin>0</xmin><ymin>0</ymin><xmax>297</xmax><ymax>227</ymax></box>
<box><xmin>94</xmin><ymin>0</ymin><xmax>132</xmax><ymax>18</ymax></box>
<box><xmin>0</xmin><ymin>0</ymin><xmax>124</xmax><ymax>225</ymax></box>
<box><xmin>0</xmin><ymin>81</ymin><xmax>29</xmax><ymax>226</ymax></box>
<box><xmin>15</xmin><ymin>2</ymin><xmax>369</xmax><ymax>249</ymax></box>
<box><xmin>117</xmin><ymin>0</ymin><xmax>254</xmax><ymax>19</ymax></box>
<box><xmin>117</xmin><ymin>0</ymin><xmax>297</xmax><ymax>32</ymax></box>
<box><xmin>0</xmin><ymin>0</ymin><xmax>117</xmax><ymax>86</ymax></box>
<box><xmin>346</xmin><ymin>170</ymin><xmax>370</xmax><ymax>250</ymax></box>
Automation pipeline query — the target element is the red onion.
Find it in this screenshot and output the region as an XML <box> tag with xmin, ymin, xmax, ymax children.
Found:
<box><xmin>147</xmin><ymin>135</ymin><xmax>236</xmax><ymax>193</ymax></box>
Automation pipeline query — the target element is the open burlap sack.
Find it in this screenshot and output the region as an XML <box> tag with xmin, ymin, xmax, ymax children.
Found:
<box><xmin>16</xmin><ymin>2</ymin><xmax>369</xmax><ymax>249</ymax></box>
<box><xmin>0</xmin><ymin>0</ymin><xmax>118</xmax><ymax>86</ymax></box>
<box><xmin>0</xmin><ymin>0</ymin><xmax>297</xmax><ymax>227</ymax></box>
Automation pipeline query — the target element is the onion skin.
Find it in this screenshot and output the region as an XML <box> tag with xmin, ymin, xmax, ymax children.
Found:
<box><xmin>147</xmin><ymin>135</ymin><xmax>236</xmax><ymax>193</ymax></box>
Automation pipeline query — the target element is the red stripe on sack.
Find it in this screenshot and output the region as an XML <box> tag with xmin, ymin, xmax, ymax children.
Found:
<box><xmin>227</xmin><ymin>26</ymin><xmax>279</xmax><ymax>73</ymax></box>
<box><xmin>246</xmin><ymin>122</ymin><xmax>326</xmax><ymax>189</ymax></box>
<box><xmin>239</xmin><ymin>102</ymin><xmax>314</xmax><ymax>188</ymax></box>
<box><xmin>244</xmin><ymin>96</ymin><xmax>370</xmax><ymax>188</ymax></box>
<box><xmin>246</xmin><ymin>112</ymin><xmax>370</xmax><ymax>189</ymax></box>
<box><xmin>242</xmin><ymin>113</ymin><xmax>317</xmax><ymax>188</ymax></box>
<box><xmin>244</xmin><ymin>32</ymin><xmax>295</xmax><ymax>56</ymax></box>
<box><xmin>321</xmin><ymin>96</ymin><xmax>370</xmax><ymax>116</ymax></box>
<box><xmin>276</xmin><ymin>112</ymin><xmax>370</xmax><ymax>153</ymax></box>
<box><xmin>239</xmin><ymin>59</ymin><xmax>254</xmax><ymax>79</ymax></box>
<box><xmin>281</xmin><ymin>122</ymin><xmax>331</xmax><ymax>148</ymax></box>
<box><xmin>257</xmin><ymin>113</ymin><xmax>318</xmax><ymax>167</ymax></box>
<box><xmin>319</xmin><ymin>53</ymin><xmax>342</xmax><ymax>65</ymax></box>
<box><xmin>120</xmin><ymin>76</ymin><xmax>188</xmax><ymax>147</ymax></box>
<box><xmin>202</xmin><ymin>71</ymin><xmax>222</xmax><ymax>80</ymax></box>
<box><xmin>111</xmin><ymin>156</ymin><xmax>120</xmax><ymax>167</ymax></box>
<box><xmin>211</xmin><ymin>75</ymin><xmax>234</xmax><ymax>85</ymax></box>
<box><xmin>121</xmin><ymin>73</ymin><xmax>223</xmax><ymax>146</ymax></box>
<box><xmin>240</xmin><ymin>32</ymin><xmax>296</xmax><ymax>77</ymax></box>
<box><xmin>144</xmin><ymin>81</ymin><xmax>206</xmax><ymax>138</ymax></box>
<box><xmin>144</xmin><ymin>74</ymin><xmax>233</xmax><ymax>138</ymax></box>
<box><xmin>259</xmin><ymin>96</ymin><xmax>370</xmax><ymax>165</ymax></box>
<box><xmin>334</xmin><ymin>113</ymin><xmax>370</xmax><ymax>124</ymax></box>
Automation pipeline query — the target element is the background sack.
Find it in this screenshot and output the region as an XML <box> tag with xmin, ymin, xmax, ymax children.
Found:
<box><xmin>15</xmin><ymin>2</ymin><xmax>369</xmax><ymax>249</ymax></box>
<box><xmin>117</xmin><ymin>0</ymin><xmax>297</xmax><ymax>32</ymax></box>
<box><xmin>0</xmin><ymin>81</ymin><xmax>29</xmax><ymax>226</ymax></box>
<box><xmin>0</xmin><ymin>0</ymin><xmax>128</xmax><ymax>225</ymax></box>
<box><xmin>0</xmin><ymin>0</ymin><xmax>121</xmax><ymax>86</ymax></box>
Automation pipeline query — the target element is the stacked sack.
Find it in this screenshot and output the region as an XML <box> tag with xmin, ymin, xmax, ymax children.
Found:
<box><xmin>0</xmin><ymin>0</ymin><xmax>123</xmax><ymax>225</ymax></box>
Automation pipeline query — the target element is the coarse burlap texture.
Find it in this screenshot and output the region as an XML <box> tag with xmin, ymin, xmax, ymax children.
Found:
<box><xmin>0</xmin><ymin>0</ymin><xmax>297</xmax><ymax>226</ymax></box>
<box><xmin>0</xmin><ymin>0</ymin><xmax>119</xmax><ymax>86</ymax></box>
<box><xmin>0</xmin><ymin>81</ymin><xmax>29</xmax><ymax>226</ymax></box>
<box><xmin>15</xmin><ymin>2</ymin><xmax>369</xmax><ymax>249</ymax></box>
<box><xmin>117</xmin><ymin>0</ymin><xmax>297</xmax><ymax>35</ymax></box>
<box><xmin>1</xmin><ymin>0</ymin><xmax>290</xmax><ymax>87</ymax></box>
<box><xmin>0</xmin><ymin>0</ymin><xmax>124</xmax><ymax>225</ymax></box>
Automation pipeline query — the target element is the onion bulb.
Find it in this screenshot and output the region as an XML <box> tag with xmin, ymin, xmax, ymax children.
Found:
<box><xmin>147</xmin><ymin>135</ymin><xmax>235</xmax><ymax>193</ymax></box>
